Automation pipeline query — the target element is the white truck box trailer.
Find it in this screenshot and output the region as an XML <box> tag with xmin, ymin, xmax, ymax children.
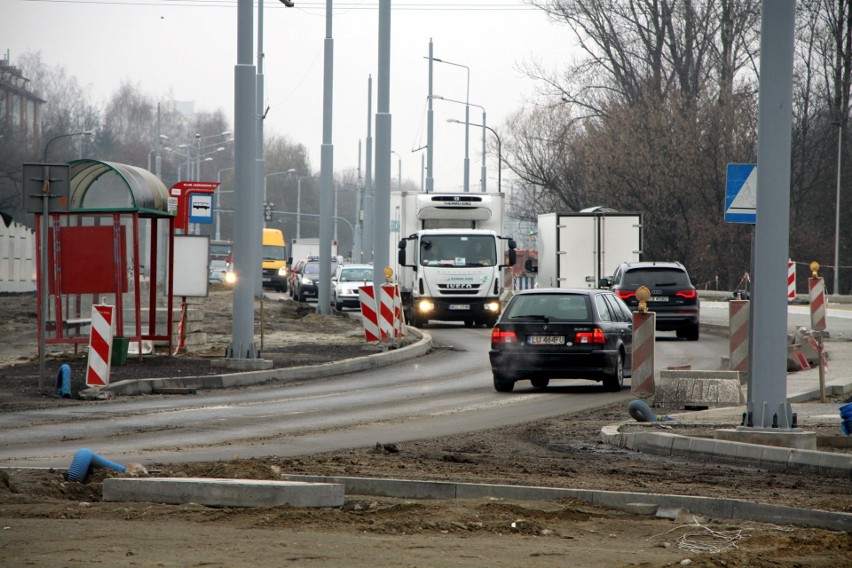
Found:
<box><xmin>536</xmin><ymin>211</ymin><xmax>642</xmax><ymax>288</ymax></box>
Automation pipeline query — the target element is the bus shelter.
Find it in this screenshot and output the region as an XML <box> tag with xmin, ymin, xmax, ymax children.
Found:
<box><xmin>36</xmin><ymin>159</ymin><xmax>177</xmax><ymax>358</ymax></box>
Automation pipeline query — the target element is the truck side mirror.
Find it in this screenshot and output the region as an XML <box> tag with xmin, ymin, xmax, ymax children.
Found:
<box><xmin>398</xmin><ymin>239</ymin><xmax>408</xmax><ymax>266</ymax></box>
<box><xmin>508</xmin><ymin>239</ymin><xmax>517</xmax><ymax>250</ymax></box>
<box><xmin>524</xmin><ymin>259</ymin><xmax>538</xmax><ymax>273</ymax></box>
<box><xmin>508</xmin><ymin>249</ymin><xmax>517</xmax><ymax>266</ymax></box>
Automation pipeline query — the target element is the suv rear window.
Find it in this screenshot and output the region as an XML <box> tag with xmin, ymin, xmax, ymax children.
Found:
<box><xmin>623</xmin><ymin>268</ymin><xmax>691</xmax><ymax>288</ymax></box>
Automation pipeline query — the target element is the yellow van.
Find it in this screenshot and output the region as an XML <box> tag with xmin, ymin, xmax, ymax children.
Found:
<box><xmin>262</xmin><ymin>228</ymin><xmax>288</xmax><ymax>292</ymax></box>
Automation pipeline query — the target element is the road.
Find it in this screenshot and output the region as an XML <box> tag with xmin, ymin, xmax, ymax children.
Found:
<box><xmin>0</xmin><ymin>319</ymin><xmax>727</xmax><ymax>469</ymax></box>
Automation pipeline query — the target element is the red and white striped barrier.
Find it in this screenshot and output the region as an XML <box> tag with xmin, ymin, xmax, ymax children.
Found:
<box><xmin>808</xmin><ymin>276</ymin><xmax>827</xmax><ymax>331</ymax></box>
<box><xmin>729</xmin><ymin>300</ymin><xmax>749</xmax><ymax>374</ymax></box>
<box><xmin>379</xmin><ymin>284</ymin><xmax>396</xmax><ymax>340</ymax></box>
<box><xmin>787</xmin><ymin>259</ymin><xmax>796</xmax><ymax>301</ymax></box>
<box><xmin>86</xmin><ymin>304</ymin><xmax>115</xmax><ymax>388</ymax></box>
<box><xmin>631</xmin><ymin>311</ymin><xmax>656</xmax><ymax>397</ymax></box>
<box><xmin>358</xmin><ymin>285</ymin><xmax>381</xmax><ymax>342</ymax></box>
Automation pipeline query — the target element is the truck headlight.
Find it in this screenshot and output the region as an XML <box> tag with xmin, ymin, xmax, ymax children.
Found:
<box><xmin>417</xmin><ymin>299</ymin><xmax>435</xmax><ymax>313</ymax></box>
<box><xmin>484</xmin><ymin>302</ymin><xmax>500</xmax><ymax>312</ymax></box>
<box><xmin>278</xmin><ymin>267</ymin><xmax>288</xmax><ymax>277</ymax></box>
<box><xmin>225</xmin><ymin>272</ymin><xmax>237</xmax><ymax>285</ymax></box>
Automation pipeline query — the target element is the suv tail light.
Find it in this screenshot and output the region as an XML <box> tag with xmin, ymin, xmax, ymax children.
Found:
<box><xmin>675</xmin><ymin>290</ymin><xmax>697</xmax><ymax>299</ymax></box>
<box><xmin>574</xmin><ymin>328</ymin><xmax>605</xmax><ymax>345</ymax></box>
<box><xmin>491</xmin><ymin>327</ymin><xmax>517</xmax><ymax>347</ymax></box>
<box><xmin>616</xmin><ymin>290</ymin><xmax>635</xmax><ymax>300</ymax></box>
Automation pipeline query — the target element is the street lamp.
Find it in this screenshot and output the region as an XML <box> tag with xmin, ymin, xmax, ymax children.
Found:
<box><xmin>448</xmin><ymin>119</ymin><xmax>501</xmax><ymax>193</ymax></box>
<box><xmin>433</xmin><ymin>95</ymin><xmax>486</xmax><ymax>192</ymax></box>
<box><xmin>391</xmin><ymin>150</ymin><xmax>402</xmax><ymax>191</ymax></box>
<box><xmin>432</xmin><ymin>56</ymin><xmax>471</xmax><ymax>191</ymax></box>
<box><xmin>834</xmin><ymin>121</ymin><xmax>843</xmax><ymax>295</ymax></box>
<box><xmin>263</xmin><ymin>169</ymin><xmax>297</xmax><ymax>228</ymax></box>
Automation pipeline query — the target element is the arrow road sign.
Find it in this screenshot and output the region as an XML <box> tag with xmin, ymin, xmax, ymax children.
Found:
<box><xmin>725</xmin><ymin>163</ymin><xmax>757</xmax><ymax>224</ymax></box>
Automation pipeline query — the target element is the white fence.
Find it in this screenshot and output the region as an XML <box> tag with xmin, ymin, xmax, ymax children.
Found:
<box><xmin>0</xmin><ymin>220</ymin><xmax>36</xmax><ymax>293</ymax></box>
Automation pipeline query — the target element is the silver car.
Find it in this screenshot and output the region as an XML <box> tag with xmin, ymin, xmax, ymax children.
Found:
<box><xmin>330</xmin><ymin>264</ymin><xmax>373</xmax><ymax>310</ymax></box>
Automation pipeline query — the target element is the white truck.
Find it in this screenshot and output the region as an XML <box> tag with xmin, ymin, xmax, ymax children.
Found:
<box><xmin>392</xmin><ymin>192</ymin><xmax>516</xmax><ymax>327</ymax></box>
<box><xmin>534</xmin><ymin>209</ymin><xmax>643</xmax><ymax>288</ymax></box>
<box><xmin>289</xmin><ymin>238</ymin><xmax>338</xmax><ymax>266</ymax></box>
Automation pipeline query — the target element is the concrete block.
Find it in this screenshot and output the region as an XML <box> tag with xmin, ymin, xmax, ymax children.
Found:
<box><xmin>633</xmin><ymin>432</ymin><xmax>675</xmax><ymax>455</ymax></box>
<box><xmin>656</xmin><ymin>370</ymin><xmax>744</xmax><ymax>409</ymax></box>
<box><xmin>715</xmin><ymin>428</ymin><xmax>817</xmax><ymax>450</ymax></box>
<box><xmin>103</xmin><ymin>477</ymin><xmax>344</xmax><ymax>508</ymax></box>
<box><xmin>687</xmin><ymin>437</ymin><xmax>717</xmax><ymax>457</ymax></box>
<box><xmin>817</xmin><ymin>452</ymin><xmax>852</xmax><ymax>476</ymax></box>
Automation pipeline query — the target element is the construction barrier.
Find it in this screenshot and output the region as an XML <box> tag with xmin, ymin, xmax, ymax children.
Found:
<box><xmin>358</xmin><ymin>285</ymin><xmax>381</xmax><ymax>342</ymax></box>
<box><xmin>729</xmin><ymin>300</ymin><xmax>749</xmax><ymax>375</ymax></box>
<box><xmin>85</xmin><ymin>304</ymin><xmax>115</xmax><ymax>388</ymax></box>
<box><xmin>787</xmin><ymin>259</ymin><xmax>796</xmax><ymax>300</ymax></box>
<box><xmin>379</xmin><ymin>284</ymin><xmax>396</xmax><ymax>340</ymax></box>
<box><xmin>809</xmin><ymin>276</ymin><xmax>827</xmax><ymax>331</ymax></box>
<box><xmin>630</xmin><ymin>311</ymin><xmax>656</xmax><ymax>397</ymax></box>
<box><xmin>512</xmin><ymin>276</ymin><xmax>536</xmax><ymax>291</ymax></box>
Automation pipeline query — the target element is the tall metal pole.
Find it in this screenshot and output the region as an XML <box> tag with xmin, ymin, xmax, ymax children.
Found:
<box><xmin>426</xmin><ymin>40</ymin><xmax>434</xmax><ymax>193</ymax></box>
<box><xmin>229</xmin><ymin>0</ymin><xmax>258</xmax><ymax>360</ymax></box>
<box><xmin>155</xmin><ymin>103</ymin><xmax>162</xmax><ymax>179</ymax></box>
<box><xmin>354</xmin><ymin>139</ymin><xmax>363</xmax><ymax>262</ymax></box>
<box><xmin>834</xmin><ymin>123</ymin><xmax>843</xmax><ymax>295</ymax></box>
<box><xmin>317</xmin><ymin>0</ymin><xmax>335</xmax><ymax>315</ymax></box>
<box><xmin>255</xmin><ymin>0</ymin><xmax>266</xmax><ymax>295</ymax></box>
<box><xmin>216</xmin><ymin>167</ymin><xmax>234</xmax><ymax>241</ymax></box>
<box><xmin>749</xmin><ymin>0</ymin><xmax>795</xmax><ymax>430</ymax></box>
<box><xmin>297</xmin><ymin>177</ymin><xmax>303</xmax><ymax>240</ymax></box>
<box><xmin>373</xmin><ymin>0</ymin><xmax>392</xmax><ymax>289</ymax></box>
<box><xmin>480</xmin><ymin>109</ymin><xmax>486</xmax><ymax>192</ymax></box>
<box><xmin>363</xmin><ymin>75</ymin><xmax>374</xmax><ymax>261</ymax></box>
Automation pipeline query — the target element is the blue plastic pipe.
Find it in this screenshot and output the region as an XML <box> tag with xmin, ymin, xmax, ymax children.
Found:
<box><xmin>66</xmin><ymin>448</ymin><xmax>126</xmax><ymax>482</ymax></box>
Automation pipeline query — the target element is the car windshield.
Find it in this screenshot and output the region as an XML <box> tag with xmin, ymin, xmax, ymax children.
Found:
<box><xmin>624</xmin><ymin>268</ymin><xmax>690</xmax><ymax>288</ymax></box>
<box><xmin>339</xmin><ymin>269</ymin><xmax>372</xmax><ymax>282</ymax></box>
<box><xmin>419</xmin><ymin>235</ymin><xmax>496</xmax><ymax>267</ymax></box>
<box><xmin>304</xmin><ymin>262</ymin><xmax>338</xmax><ymax>275</ymax></box>
<box><xmin>506</xmin><ymin>294</ymin><xmax>590</xmax><ymax>321</ymax></box>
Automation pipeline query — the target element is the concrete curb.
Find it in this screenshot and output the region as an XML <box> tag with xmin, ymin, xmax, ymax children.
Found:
<box><xmin>283</xmin><ymin>474</ymin><xmax>852</xmax><ymax>532</ymax></box>
<box><xmin>101</xmin><ymin>329</ymin><xmax>433</xmax><ymax>397</ymax></box>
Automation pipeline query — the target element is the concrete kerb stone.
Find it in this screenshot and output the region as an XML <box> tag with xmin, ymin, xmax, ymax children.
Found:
<box><xmin>282</xmin><ymin>474</ymin><xmax>852</xmax><ymax>532</ymax></box>
<box><xmin>100</xmin><ymin>328</ymin><xmax>432</xmax><ymax>397</ymax></box>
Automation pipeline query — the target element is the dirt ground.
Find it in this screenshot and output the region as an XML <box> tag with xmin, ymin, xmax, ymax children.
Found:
<box><xmin>1</xmin><ymin>289</ymin><xmax>850</xmax><ymax>567</ymax></box>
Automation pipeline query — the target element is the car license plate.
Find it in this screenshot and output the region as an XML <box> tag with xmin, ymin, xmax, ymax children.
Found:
<box><xmin>262</xmin><ymin>277</ymin><xmax>271</xmax><ymax>283</ymax></box>
<box><xmin>528</xmin><ymin>336</ymin><xmax>565</xmax><ymax>345</ymax></box>
<box><xmin>649</xmin><ymin>296</ymin><xmax>669</xmax><ymax>302</ymax></box>
<box><xmin>449</xmin><ymin>304</ymin><xmax>470</xmax><ymax>310</ymax></box>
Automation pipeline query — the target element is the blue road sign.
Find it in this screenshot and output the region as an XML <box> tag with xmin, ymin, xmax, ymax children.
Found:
<box><xmin>725</xmin><ymin>163</ymin><xmax>757</xmax><ymax>224</ymax></box>
<box><xmin>189</xmin><ymin>193</ymin><xmax>214</xmax><ymax>224</ymax></box>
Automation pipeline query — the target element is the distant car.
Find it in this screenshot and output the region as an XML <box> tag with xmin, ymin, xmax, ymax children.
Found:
<box><xmin>489</xmin><ymin>288</ymin><xmax>633</xmax><ymax>393</ymax></box>
<box><xmin>330</xmin><ymin>264</ymin><xmax>373</xmax><ymax>310</ymax></box>
<box><xmin>291</xmin><ymin>256</ymin><xmax>340</xmax><ymax>302</ymax></box>
<box><xmin>209</xmin><ymin>260</ymin><xmax>235</xmax><ymax>286</ymax></box>
<box><xmin>602</xmin><ymin>261</ymin><xmax>700</xmax><ymax>341</ymax></box>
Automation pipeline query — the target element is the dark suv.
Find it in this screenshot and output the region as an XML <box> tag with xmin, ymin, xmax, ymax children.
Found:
<box><xmin>602</xmin><ymin>261</ymin><xmax>700</xmax><ymax>341</ymax></box>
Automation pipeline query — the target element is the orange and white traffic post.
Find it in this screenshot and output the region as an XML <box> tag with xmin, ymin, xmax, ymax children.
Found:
<box><xmin>787</xmin><ymin>258</ymin><xmax>797</xmax><ymax>301</ymax></box>
<box><xmin>631</xmin><ymin>286</ymin><xmax>656</xmax><ymax>397</ymax></box>
<box><xmin>808</xmin><ymin>261</ymin><xmax>828</xmax><ymax>402</ymax></box>
<box><xmin>86</xmin><ymin>303</ymin><xmax>115</xmax><ymax>389</ymax></box>
<box><xmin>729</xmin><ymin>299</ymin><xmax>749</xmax><ymax>377</ymax></box>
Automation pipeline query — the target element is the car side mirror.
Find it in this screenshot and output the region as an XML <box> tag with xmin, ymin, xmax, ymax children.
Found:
<box><xmin>598</xmin><ymin>277</ymin><xmax>612</xmax><ymax>288</ymax></box>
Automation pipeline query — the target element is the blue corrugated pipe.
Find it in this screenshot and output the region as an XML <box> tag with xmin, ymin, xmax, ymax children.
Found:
<box><xmin>66</xmin><ymin>448</ymin><xmax>126</xmax><ymax>482</ymax></box>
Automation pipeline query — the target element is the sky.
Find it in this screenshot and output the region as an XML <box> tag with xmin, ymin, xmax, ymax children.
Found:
<box><xmin>5</xmin><ymin>0</ymin><xmax>574</xmax><ymax>193</ymax></box>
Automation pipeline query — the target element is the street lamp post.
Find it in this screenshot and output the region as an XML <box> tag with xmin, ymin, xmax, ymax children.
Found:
<box><xmin>216</xmin><ymin>167</ymin><xmax>235</xmax><ymax>241</ymax></box>
<box><xmin>391</xmin><ymin>150</ymin><xmax>402</xmax><ymax>191</ymax></box>
<box><xmin>834</xmin><ymin>122</ymin><xmax>843</xmax><ymax>296</ymax></box>
<box><xmin>432</xmin><ymin>56</ymin><xmax>470</xmax><ymax>191</ymax></box>
<box><xmin>39</xmin><ymin>130</ymin><xmax>94</xmax><ymax>389</ymax></box>
<box><xmin>433</xmin><ymin>96</ymin><xmax>486</xmax><ymax>192</ymax></box>
<box><xmin>448</xmin><ymin>118</ymin><xmax>501</xmax><ymax>193</ymax></box>
<box><xmin>263</xmin><ymin>169</ymin><xmax>297</xmax><ymax>228</ymax></box>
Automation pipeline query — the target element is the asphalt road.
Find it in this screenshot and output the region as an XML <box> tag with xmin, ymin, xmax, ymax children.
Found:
<box><xmin>0</xmin><ymin>320</ymin><xmax>728</xmax><ymax>469</ymax></box>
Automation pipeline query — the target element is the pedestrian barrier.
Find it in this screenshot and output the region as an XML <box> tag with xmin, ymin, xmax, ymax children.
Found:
<box><xmin>512</xmin><ymin>276</ymin><xmax>536</xmax><ymax>291</ymax></box>
<box><xmin>631</xmin><ymin>311</ymin><xmax>655</xmax><ymax>397</ymax></box>
<box><xmin>728</xmin><ymin>300</ymin><xmax>749</xmax><ymax>374</ymax></box>
<box><xmin>85</xmin><ymin>304</ymin><xmax>115</xmax><ymax>388</ymax></box>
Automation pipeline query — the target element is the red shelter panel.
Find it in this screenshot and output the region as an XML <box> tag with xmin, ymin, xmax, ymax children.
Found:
<box><xmin>48</xmin><ymin>225</ymin><xmax>128</xmax><ymax>295</ymax></box>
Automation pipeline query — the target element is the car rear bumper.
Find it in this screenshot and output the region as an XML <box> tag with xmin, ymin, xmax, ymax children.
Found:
<box><xmin>489</xmin><ymin>349</ymin><xmax>618</xmax><ymax>380</ymax></box>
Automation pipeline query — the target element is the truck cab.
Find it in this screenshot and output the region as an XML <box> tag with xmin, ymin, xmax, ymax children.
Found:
<box><xmin>262</xmin><ymin>228</ymin><xmax>288</xmax><ymax>292</ymax></box>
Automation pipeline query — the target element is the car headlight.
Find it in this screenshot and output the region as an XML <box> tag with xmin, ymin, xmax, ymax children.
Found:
<box><xmin>301</xmin><ymin>277</ymin><xmax>314</xmax><ymax>286</ymax></box>
<box><xmin>224</xmin><ymin>272</ymin><xmax>237</xmax><ymax>285</ymax></box>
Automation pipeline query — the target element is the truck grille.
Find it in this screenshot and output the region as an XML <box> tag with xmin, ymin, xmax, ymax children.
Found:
<box><xmin>438</xmin><ymin>284</ymin><xmax>481</xmax><ymax>295</ymax></box>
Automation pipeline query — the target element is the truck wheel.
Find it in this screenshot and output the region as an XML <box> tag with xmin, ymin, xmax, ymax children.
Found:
<box><xmin>493</xmin><ymin>372</ymin><xmax>515</xmax><ymax>393</ymax></box>
<box><xmin>408</xmin><ymin>308</ymin><xmax>421</xmax><ymax>327</ymax></box>
<box><xmin>603</xmin><ymin>351</ymin><xmax>624</xmax><ymax>392</ymax></box>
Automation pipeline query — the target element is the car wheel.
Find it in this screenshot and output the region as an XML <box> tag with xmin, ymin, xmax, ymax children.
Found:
<box><xmin>294</xmin><ymin>288</ymin><xmax>301</xmax><ymax>302</ymax></box>
<box><xmin>530</xmin><ymin>378</ymin><xmax>549</xmax><ymax>389</ymax></box>
<box><xmin>335</xmin><ymin>300</ymin><xmax>344</xmax><ymax>311</ymax></box>
<box><xmin>603</xmin><ymin>351</ymin><xmax>623</xmax><ymax>392</ymax></box>
<box><xmin>493</xmin><ymin>372</ymin><xmax>515</xmax><ymax>393</ymax></box>
<box><xmin>686</xmin><ymin>323</ymin><xmax>700</xmax><ymax>341</ymax></box>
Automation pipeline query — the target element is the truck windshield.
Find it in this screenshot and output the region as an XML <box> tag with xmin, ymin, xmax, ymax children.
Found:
<box><xmin>263</xmin><ymin>245</ymin><xmax>287</xmax><ymax>261</ymax></box>
<box><xmin>419</xmin><ymin>235</ymin><xmax>496</xmax><ymax>267</ymax></box>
